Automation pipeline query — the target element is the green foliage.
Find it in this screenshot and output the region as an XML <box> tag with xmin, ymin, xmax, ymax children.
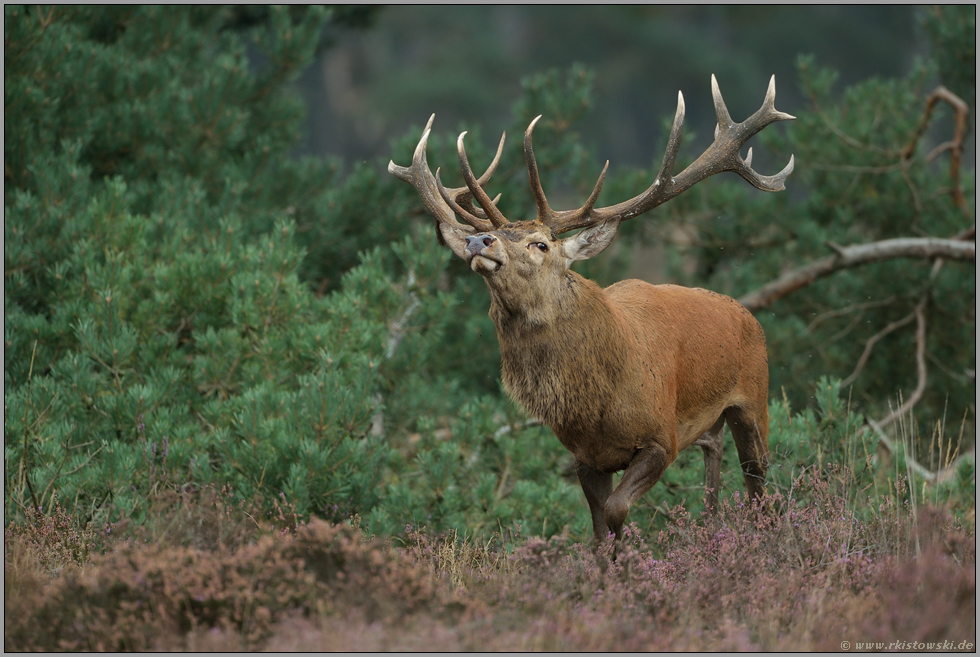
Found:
<box><xmin>5</xmin><ymin>5</ymin><xmax>973</xmax><ymax>555</ymax></box>
<box><xmin>369</xmin><ymin>399</ymin><xmax>587</xmax><ymax>542</ymax></box>
<box><xmin>3</xmin><ymin>7</ymin><xmax>975</xmax><ymax>649</ymax></box>
<box><xmin>2</xmin><ymin>5</ymin><xmax>403</xmax><ymax>526</ymax></box>
<box><xmin>922</xmin><ymin>5</ymin><xmax>975</xmax><ymax>114</ymax></box>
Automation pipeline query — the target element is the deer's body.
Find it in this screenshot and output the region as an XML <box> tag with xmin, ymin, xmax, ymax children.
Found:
<box><xmin>496</xmin><ymin>274</ymin><xmax>768</xmax><ymax>475</ymax></box>
<box><xmin>390</xmin><ymin>75</ymin><xmax>792</xmax><ymax>541</ymax></box>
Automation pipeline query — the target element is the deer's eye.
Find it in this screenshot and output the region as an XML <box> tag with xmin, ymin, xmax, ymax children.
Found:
<box><xmin>529</xmin><ymin>242</ymin><xmax>549</xmax><ymax>253</ymax></box>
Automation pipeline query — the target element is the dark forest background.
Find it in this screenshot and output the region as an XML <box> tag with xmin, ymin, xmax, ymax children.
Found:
<box><xmin>295</xmin><ymin>6</ymin><xmax>927</xmax><ymax>168</ymax></box>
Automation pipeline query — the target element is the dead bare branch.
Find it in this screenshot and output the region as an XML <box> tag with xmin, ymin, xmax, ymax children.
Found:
<box><xmin>872</xmin><ymin>297</ymin><xmax>929</xmax><ymax>431</ymax></box>
<box><xmin>954</xmin><ymin>225</ymin><xmax>975</xmax><ymax>241</ymax></box>
<box><xmin>822</xmin><ymin>308</ymin><xmax>868</xmax><ymax>347</ymax></box>
<box><xmin>867</xmin><ymin>417</ymin><xmax>974</xmax><ymax>485</ymax></box>
<box><xmin>370</xmin><ymin>269</ymin><xmax>424</xmax><ymax>439</ymax></box>
<box><xmin>902</xmin><ymin>85</ymin><xmax>972</xmax><ymax>219</ymax></box>
<box><xmin>807</xmin><ymin>296</ymin><xmax>897</xmax><ymax>332</ymax></box>
<box><xmin>840</xmin><ymin>311</ymin><xmax>916</xmax><ymax>388</ymax></box>
<box><xmin>21</xmin><ymin>341</ymin><xmax>41</xmax><ymax>512</ymax></box>
<box><xmin>866</xmin><ymin>258</ymin><xmax>946</xmax><ymax>429</ymax></box>
<box><xmin>739</xmin><ymin>237</ymin><xmax>975</xmax><ymax>311</ymax></box>
<box><xmin>385</xmin><ymin>269</ymin><xmax>421</xmax><ymax>361</ymax></box>
<box><xmin>926</xmin><ymin>350</ymin><xmax>975</xmax><ymax>385</ymax></box>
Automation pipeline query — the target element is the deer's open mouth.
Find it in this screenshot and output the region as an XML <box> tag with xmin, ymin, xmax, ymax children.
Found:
<box><xmin>469</xmin><ymin>253</ymin><xmax>501</xmax><ymax>274</ymax></box>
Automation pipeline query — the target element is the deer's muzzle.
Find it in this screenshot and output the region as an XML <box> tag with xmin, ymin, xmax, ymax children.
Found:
<box><xmin>465</xmin><ymin>234</ymin><xmax>496</xmax><ymax>257</ymax></box>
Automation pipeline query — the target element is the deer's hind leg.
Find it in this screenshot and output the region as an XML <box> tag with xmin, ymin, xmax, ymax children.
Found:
<box><xmin>723</xmin><ymin>404</ymin><xmax>769</xmax><ymax>500</ymax></box>
<box><xmin>693</xmin><ymin>415</ymin><xmax>726</xmax><ymax>513</ymax></box>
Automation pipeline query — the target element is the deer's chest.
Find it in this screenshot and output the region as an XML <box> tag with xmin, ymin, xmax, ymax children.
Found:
<box><xmin>499</xmin><ymin>337</ymin><xmax>624</xmax><ymax>428</ymax></box>
<box><xmin>501</xmin><ymin>346</ymin><xmax>664</xmax><ymax>473</ymax></box>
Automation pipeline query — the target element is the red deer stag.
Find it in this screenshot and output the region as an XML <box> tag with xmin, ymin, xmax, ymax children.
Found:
<box><xmin>389</xmin><ymin>75</ymin><xmax>794</xmax><ymax>542</ymax></box>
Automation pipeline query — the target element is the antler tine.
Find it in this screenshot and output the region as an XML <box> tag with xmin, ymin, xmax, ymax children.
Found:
<box><xmin>436</xmin><ymin>167</ymin><xmax>494</xmax><ymax>232</ymax></box>
<box><xmin>763</xmin><ymin>74</ymin><xmax>796</xmax><ymax>121</ymax></box>
<box><xmin>526</xmin><ymin>115</ymin><xmax>613</xmax><ymax>234</ymax></box>
<box><xmin>477</xmin><ymin>131</ymin><xmax>506</xmax><ymax>186</ymax></box>
<box><xmin>710</xmin><ymin>75</ymin><xmax>734</xmax><ymax>132</ymax></box>
<box><xmin>387</xmin><ymin>114</ymin><xmax>436</xmax><ymax>183</ymax></box>
<box><xmin>543</xmin><ymin>162</ymin><xmax>611</xmax><ymax>234</ymax></box>
<box><xmin>524</xmin><ymin>115</ymin><xmax>554</xmax><ymax>222</ymax></box>
<box><xmin>738</xmin><ymin>152</ymin><xmax>795</xmax><ymax>191</ymax></box>
<box><xmin>579</xmin><ymin>161</ymin><xmax>609</xmax><ymax>216</ymax></box>
<box><xmin>654</xmin><ymin>91</ymin><xmax>686</xmax><ymax>198</ymax></box>
<box><xmin>457</xmin><ymin>132</ymin><xmax>510</xmax><ymax>228</ymax></box>
<box><xmin>456</xmin><ymin>131</ymin><xmax>506</xmax><ymax>221</ymax></box>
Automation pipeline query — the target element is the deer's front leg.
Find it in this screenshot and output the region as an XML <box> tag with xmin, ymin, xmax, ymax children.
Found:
<box><xmin>575</xmin><ymin>459</ymin><xmax>613</xmax><ymax>543</ymax></box>
<box><xmin>604</xmin><ymin>443</ymin><xmax>670</xmax><ymax>540</ymax></box>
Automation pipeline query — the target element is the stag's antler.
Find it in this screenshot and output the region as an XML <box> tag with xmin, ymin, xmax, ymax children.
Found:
<box><xmin>394</xmin><ymin>76</ymin><xmax>794</xmax><ymax>240</ymax></box>
<box><xmin>449</xmin><ymin>74</ymin><xmax>794</xmax><ymax>235</ymax></box>
<box><xmin>436</xmin><ymin>132</ymin><xmax>510</xmax><ymax>229</ymax></box>
<box><xmin>388</xmin><ymin>114</ymin><xmax>506</xmax><ymax>235</ymax></box>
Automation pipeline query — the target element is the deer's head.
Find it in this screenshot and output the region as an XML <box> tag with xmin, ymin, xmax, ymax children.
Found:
<box><xmin>389</xmin><ymin>76</ymin><xmax>795</xmax><ymax>316</ymax></box>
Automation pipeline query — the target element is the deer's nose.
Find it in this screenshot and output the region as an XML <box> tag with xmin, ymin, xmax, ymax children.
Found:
<box><xmin>465</xmin><ymin>234</ymin><xmax>496</xmax><ymax>255</ymax></box>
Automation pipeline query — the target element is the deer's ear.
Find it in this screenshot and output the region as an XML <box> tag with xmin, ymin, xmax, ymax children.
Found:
<box><xmin>561</xmin><ymin>218</ymin><xmax>622</xmax><ymax>262</ymax></box>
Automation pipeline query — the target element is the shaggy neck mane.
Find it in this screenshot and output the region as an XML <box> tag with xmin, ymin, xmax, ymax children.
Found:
<box><xmin>488</xmin><ymin>271</ymin><xmax>630</xmax><ymax>431</ymax></box>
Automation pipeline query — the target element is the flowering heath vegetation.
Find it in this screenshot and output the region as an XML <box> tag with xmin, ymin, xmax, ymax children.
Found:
<box><xmin>5</xmin><ymin>464</ymin><xmax>974</xmax><ymax>651</ymax></box>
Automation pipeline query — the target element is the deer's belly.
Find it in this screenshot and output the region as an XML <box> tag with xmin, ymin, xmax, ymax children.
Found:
<box><xmin>675</xmin><ymin>400</ymin><xmax>732</xmax><ymax>450</ymax></box>
<box><xmin>551</xmin><ymin>392</ymin><xmax>736</xmax><ymax>472</ymax></box>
